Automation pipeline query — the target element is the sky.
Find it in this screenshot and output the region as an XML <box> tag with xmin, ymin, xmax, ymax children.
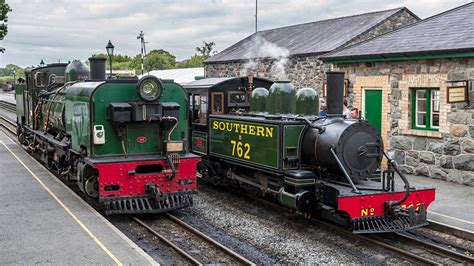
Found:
<box><xmin>0</xmin><ymin>0</ymin><xmax>470</xmax><ymax>67</ymax></box>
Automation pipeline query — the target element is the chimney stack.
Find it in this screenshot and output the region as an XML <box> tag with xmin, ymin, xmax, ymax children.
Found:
<box><xmin>88</xmin><ymin>57</ymin><xmax>106</xmax><ymax>80</ymax></box>
<box><xmin>326</xmin><ymin>71</ymin><xmax>345</xmax><ymax>116</ymax></box>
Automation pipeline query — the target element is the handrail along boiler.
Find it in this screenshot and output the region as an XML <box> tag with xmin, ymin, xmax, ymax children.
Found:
<box><xmin>186</xmin><ymin>72</ymin><xmax>435</xmax><ymax>233</ymax></box>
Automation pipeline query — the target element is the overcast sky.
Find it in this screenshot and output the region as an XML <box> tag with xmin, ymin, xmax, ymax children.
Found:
<box><xmin>0</xmin><ymin>0</ymin><xmax>469</xmax><ymax>67</ymax></box>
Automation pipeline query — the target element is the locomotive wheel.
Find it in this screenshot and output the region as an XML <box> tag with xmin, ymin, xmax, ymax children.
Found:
<box><xmin>84</xmin><ymin>175</ymin><xmax>99</xmax><ymax>198</ymax></box>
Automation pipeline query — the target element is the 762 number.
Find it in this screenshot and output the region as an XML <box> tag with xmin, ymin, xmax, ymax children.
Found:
<box><xmin>230</xmin><ymin>140</ymin><xmax>251</xmax><ymax>160</ymax></box>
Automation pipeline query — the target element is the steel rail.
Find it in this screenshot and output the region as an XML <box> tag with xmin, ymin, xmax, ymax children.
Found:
<box><xmin>236</xmin><ymin>188</ymin><xmax>469</xmax><ymax>265</ymax></box>
<box><xmin>131</xmin><ymin>215</ymin><xmax>255</xmax><ymax>266</ymax></box>
<box><xmin>165</xmin><ymin>213</ymin><xmax>255</xmax><ymax>265</ymax></box>
<box><xmin>0</xmin><ymin>115</ymin><xmax>16</xmax><ymax>134</ymax></box>
<box><xmin>130</xmin><ymin>216</ymin><xmax>203</xmax><ymax>265</ymax></box>
<box><xmin>395</xmin><ymin>231</ymin><xmax>474</xmax><ymax>264</ymax></box>
<box><xmin>0</xmin><ymin>100</ymin><xmax>16</xmax><ymax>113</ymax></box>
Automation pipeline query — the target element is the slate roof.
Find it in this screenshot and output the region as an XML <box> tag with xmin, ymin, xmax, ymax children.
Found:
<box><xmin>321</xmin><ymin>2</ymin><xmax>474</xmax><ymax>61</ymax></box>
<box><xmin>205</xmin><ymin>7</ymin><xmax>417</xmax><ymax>63</ymax></box>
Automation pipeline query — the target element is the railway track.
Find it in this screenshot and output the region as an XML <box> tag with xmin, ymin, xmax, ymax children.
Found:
<box><xmin>236</xmin><ymin>188</ymin><xmax>474</xmax><ymax>265</ymax></box>
<box><xmin>0</xmin><ymin>100</ymin><xmax>16</xmax><ymax>113</ymax></box>
<box><xmin>0</xmin><ymin>115</ymin><xmax>16</xmax><ymax>134</ymax></box>
<box><xmin>131</xmin><ymin>214</ymin><xmax>255</xmax><ymax>265</ymax></box>
<box><xmin>1</xmin><ymin>101</ymin><xmax>472</xmax><ymax>264</ymax></box>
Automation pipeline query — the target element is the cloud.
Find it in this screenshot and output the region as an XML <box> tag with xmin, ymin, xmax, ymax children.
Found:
<box><xmin>0</xmin><ymin>0</ymin><xmax>469</xmax><ymax>67</ymax></box>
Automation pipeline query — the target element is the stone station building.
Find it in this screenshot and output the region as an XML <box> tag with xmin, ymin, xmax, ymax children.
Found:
<box><xmin>204</xmin><ymin>7</ymin><xmax>419</xmax><ymax>93</ymax></box>
<box><xmin>322</xmin><ymin>3</ymin><xmax>474</xmax><ymax>186</ymax></box>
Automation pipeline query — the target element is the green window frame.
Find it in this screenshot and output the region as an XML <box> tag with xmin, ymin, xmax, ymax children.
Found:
<box><xmin>411</xmin><ymin>88</ymin><xmax>440</xmax><ymax>131</ymax></box>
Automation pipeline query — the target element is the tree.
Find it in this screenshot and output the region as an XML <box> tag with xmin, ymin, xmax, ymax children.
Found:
<box><xmin>196</xmin><ymin>41</ymin><xmax>216</xmax><ymax>57</ymax></box>
<box><xmin>146</xmin><ymin>49</ymin><xmax>176</xmax><ymax>71</ymax></box>
<box><xmin>177</xmin><ymin>54</ymin><xmax>208</xmax><ymax>68</ymax></box>
<box><xmin>0</xmin><ymin>0</ymin><xmax>12</xmax><ymax>53</ymax></box>
<box><xmin>90</xmin><ymin>53</ymin><xmax>132</xmax><ymax>70</ymax></box>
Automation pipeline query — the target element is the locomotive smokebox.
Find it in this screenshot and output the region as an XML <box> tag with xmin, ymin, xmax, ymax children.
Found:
<box><xmin>326</xmin><ymin>71</ymin><xmax>345</xmax><ymax>116</ymax></box>
<box><xmin>89</xmin><ymin>57</ymin><xmax>107</xmax><ymax>80</ymax></box>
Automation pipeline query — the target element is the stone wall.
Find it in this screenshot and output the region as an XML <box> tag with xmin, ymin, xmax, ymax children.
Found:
<box><xmin>204</xmin><ymin>56</ymin><xmax>330</xmax><ymax>93</ymax></box>
<box><xmin>204</xmin><ymin>8</ymin><xmax>419</xmax><ymax>94</ymax></box>
<box><xmin>334</xmin><ymin>58</ymin><xmax>474</xmax><ymax>186</ymax></box>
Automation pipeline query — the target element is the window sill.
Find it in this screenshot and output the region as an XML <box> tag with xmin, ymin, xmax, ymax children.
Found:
<box><xmin>402</xmin><ymin>129</ymin><xmax>443</xmax><ymax>138</ymax></box>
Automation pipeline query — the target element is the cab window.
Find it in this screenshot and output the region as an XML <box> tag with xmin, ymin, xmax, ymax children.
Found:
<box><xmin>193</xmin><ymin>94</ymin><xmax>208</xmax><ymax>125</ymax></box>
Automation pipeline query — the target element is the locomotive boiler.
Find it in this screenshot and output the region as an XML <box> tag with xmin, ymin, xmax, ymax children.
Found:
<box><xmin>185</xmin><ymin>72</ymin><xmax>435</xmax><ymax>233</ymax></box>
<box><xmin>15</xmin><ymin>58</ymin><xmax>200</xmax><ymax>214</ymax></box>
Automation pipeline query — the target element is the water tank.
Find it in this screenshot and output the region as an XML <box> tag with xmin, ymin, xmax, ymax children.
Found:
<box><xmin>296</xmin><ymin>87</ymin><xmax>319</xmax><ymax>116</ymax></box>
<box><xmin>250</xmin><ymin>87</ymin><xmax>269</xmax><ymax>113</ymax></box>
<box><xmin>65</xmin><ymin>60</ymin><xmax>90</xmax><ymax>82</ymax></box>
<box><xmin>267</xmin><ymin>81</ymin><xmax>296</xmax><ymax>114</ymax></box>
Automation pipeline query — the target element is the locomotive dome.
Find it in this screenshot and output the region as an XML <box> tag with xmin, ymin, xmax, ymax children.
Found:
<box><xmin>250</xmin><ymin>87</ymin><xmax>269</xmax><ymax>113</ymax></box>
<box><xmin>295</xmin><ymin>87</ymin><xmax>319</xmax><ymax>116</ymax></box>
<box><xmin>65</xmin><ymin>60</ymin><xmax>90</xmax><ymax>82</ymax></box>
<box><xmin>267</xmin><ymin>81</ymin><xmax>296</xmax><ymax>114</ymax></box>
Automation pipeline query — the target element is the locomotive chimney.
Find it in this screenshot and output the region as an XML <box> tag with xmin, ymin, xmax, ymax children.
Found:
<box><xmin>326</xmin><ymin>71</ymin><xmax>345</xmax><ymax>116</ymax></box>
<box><xmin>88</xmin><ymin>57</ymin><xmax>107</xmax><ymax>80</ymax></box>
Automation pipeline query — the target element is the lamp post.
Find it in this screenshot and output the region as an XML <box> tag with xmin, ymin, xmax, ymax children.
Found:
<box><xmin>106</xmin><ymin>40</ymin><xmax>114</xmax><ymax>78</ymax></box>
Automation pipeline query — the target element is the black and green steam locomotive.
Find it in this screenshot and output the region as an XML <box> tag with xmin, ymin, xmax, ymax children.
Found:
<box><xmin>185</xmin><ymin>72</ymin><xmax>435</xmax><ymax>234</ymax></box>
<box><xmin>15</xmin><ymin>58</ymin><xmax>200</xmax><ymax>214</ymax></box>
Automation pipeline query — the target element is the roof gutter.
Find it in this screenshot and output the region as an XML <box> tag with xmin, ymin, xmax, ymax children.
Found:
<box><xmin>322</xmin><ymin>51</ymin><xmax>474</xmax><ymax>64</ymax></box>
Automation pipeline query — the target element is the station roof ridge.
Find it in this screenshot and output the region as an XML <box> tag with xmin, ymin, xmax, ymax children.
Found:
<box><xmin>205</xmin><ymin>7</ymin><xmax>416</xmax><ymax>63</ymax></box>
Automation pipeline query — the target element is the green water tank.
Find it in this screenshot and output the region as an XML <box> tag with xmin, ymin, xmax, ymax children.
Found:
<box><xmin>295</xmin><ymin>87</ymin><xmax>319</xmax><ymax>116</ymax></box>
<box><xmin>268</xmin><ymin>81</ymin><xmax>296</xmax><ymax>114</ymax></box>
<box><xmin>65</xmin><ymin>60</ymin><xmax>90</xmax><ymax>82</ymax></box>
<box><xmin>250</xmin><ymin>87</ymin><xmax>269</xmax><ymax>113</ymax></box>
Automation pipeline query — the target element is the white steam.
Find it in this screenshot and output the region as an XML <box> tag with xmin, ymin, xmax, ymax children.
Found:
<box><xmin>241</xmin><ymin>35</ymin><xmax>290</xmax><ymax>80</ymax></box>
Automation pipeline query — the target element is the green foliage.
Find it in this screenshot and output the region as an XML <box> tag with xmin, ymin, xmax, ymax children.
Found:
<box><xmin>177</xmin><ymin>54</ymin><xmax>208</xmax><ymax>68</ymax></box>
<box><xmin>88</xmin><ymin>41</ymin><xmax>217</xmax><ymax>73</ymax></box>
<box><xmin>0</xmin><ymin>63</ymin><xmax>24</xmax><ymax>78</ymax></box>
<box><xmin>144</xmin><ymin>49</ymin><xmax>176</xmax><ymax>71</ymax></box>
<box><xmin>1</xmin><ymin>0</ymin><xmax>12</xmax><ymax>52</ymax></box>
<box><xmin>196</xmin><ymin>41</ymin><xmax>216</xmax><ymax>57</ymax></box>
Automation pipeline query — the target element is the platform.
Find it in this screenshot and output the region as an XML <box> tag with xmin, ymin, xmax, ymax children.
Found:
<box><xmin>0</xmin><ymin>91</ymin><xmax>15</xmax><ymax>104</ymax></box>
<box><xmin>0</xmin><ymin>132</ymin><xmax>157</xmax><ymax>265</ymax></box>
<box><xmin>407</xmin><ymin>174</ymin><xmax>474</xmax><ymax>232</ymax></box>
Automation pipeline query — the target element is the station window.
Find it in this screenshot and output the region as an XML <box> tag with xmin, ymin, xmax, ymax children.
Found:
<box><xmin>411</xmin><ymin>88</ymin><xmax>440</xmax><ymax>131</ymax></box>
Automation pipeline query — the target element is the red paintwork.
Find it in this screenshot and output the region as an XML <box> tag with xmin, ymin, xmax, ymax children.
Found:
<box><xmin>337</xmin><ymin>188</ymin><xmax>436</xmax><ymax>219</ymax></box>
<box><xmin>94</xmin><ymin>157</ymin><xmax>201</xmax><ymax>198</ymax></box>
<box><xmin>136</xmin><ymin>136</ymin><xmax>147</xmax><ymax>143</ymax></box>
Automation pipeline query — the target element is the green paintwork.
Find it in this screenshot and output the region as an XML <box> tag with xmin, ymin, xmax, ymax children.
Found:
<box><xmin>92</xmin><ymin>83</ymin><xmax>151</xmax><ymax>156</ymax></box>
<box><xmin>160</xmin><ymin>82</ymin><xmax>189</xmax><ymax>146</ymax></box>
<box><xmin>267</xmin><ymin>81</ymin><xmax>296</xmax><ymax>114</ymax></box>
<box><xmin>126</xmin><ymin>123</ymin><xmax>162</xmax><ymax>154</ymax></box>
<box><xmin>250</xmin><ymin>87</ymin><xmax>269</xmax><ymax>113</ymax></box>
<box><xmin>192</xmin><ymin>131</ymin><xmax>207</xmax><ymax>154</ymax></box>
<box><xmin>364</xmin><ymin>90</ymin><xmax>382</xmax><ymax>134</ymax></box>
<box><xmin>209</xmin><ymin>117</ymin><xmax>280</xmax><ymax>169</ymax></box>
<box><xmin>411</xmin><ymin>88</ymin><xmax>439</xmax><ymax>131</ymax></box>
<box><xmin>283</xmin><ymin>125</ymin><xmax>306</xmax><ymax>169</ymax></box>
<box><xmin>295</xmin><ymin>88</ymin><xmax>319</xmax><ymax>116</ymax></box>
<box><xmin>323</xmin><ymin>52</ymin><xmax>474</xmax><ymax>64</ymax></box>
<box><xmin>15</xmin><ymin>84</ymin><xmax>25</xmax><ymax>118</ymax></box>
<box><xmin>64</xmin><ymin>80</ymin><xmax>190</xmax><ymax>157</ymax></box>
<box><xmin>67</xmin><ymin>101</ymin><xmax>90</xmax><ymax>150</ymax></box>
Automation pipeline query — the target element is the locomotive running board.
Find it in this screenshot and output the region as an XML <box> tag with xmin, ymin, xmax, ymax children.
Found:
<box><xmin>102</xmin><ymin>192</ymin><xmax>194</xmax><ymax>215</ymax></box>
<box><xmin>352</xmin><ymin>216</ymin><xmax>428</xmax><ymax>234</ymax></box>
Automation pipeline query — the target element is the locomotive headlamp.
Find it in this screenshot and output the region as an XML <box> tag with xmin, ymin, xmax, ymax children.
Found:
<box><xmin>137</xmin><ymin>76</ymin><xmax>163</xmax><ymax>102</ymax></box>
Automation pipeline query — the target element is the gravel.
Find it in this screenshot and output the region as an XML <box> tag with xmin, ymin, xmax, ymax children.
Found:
<box><xmin>173</xmin><ymin>184</ymin><xmax>407</xmax><ymax>264</ymax></box>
